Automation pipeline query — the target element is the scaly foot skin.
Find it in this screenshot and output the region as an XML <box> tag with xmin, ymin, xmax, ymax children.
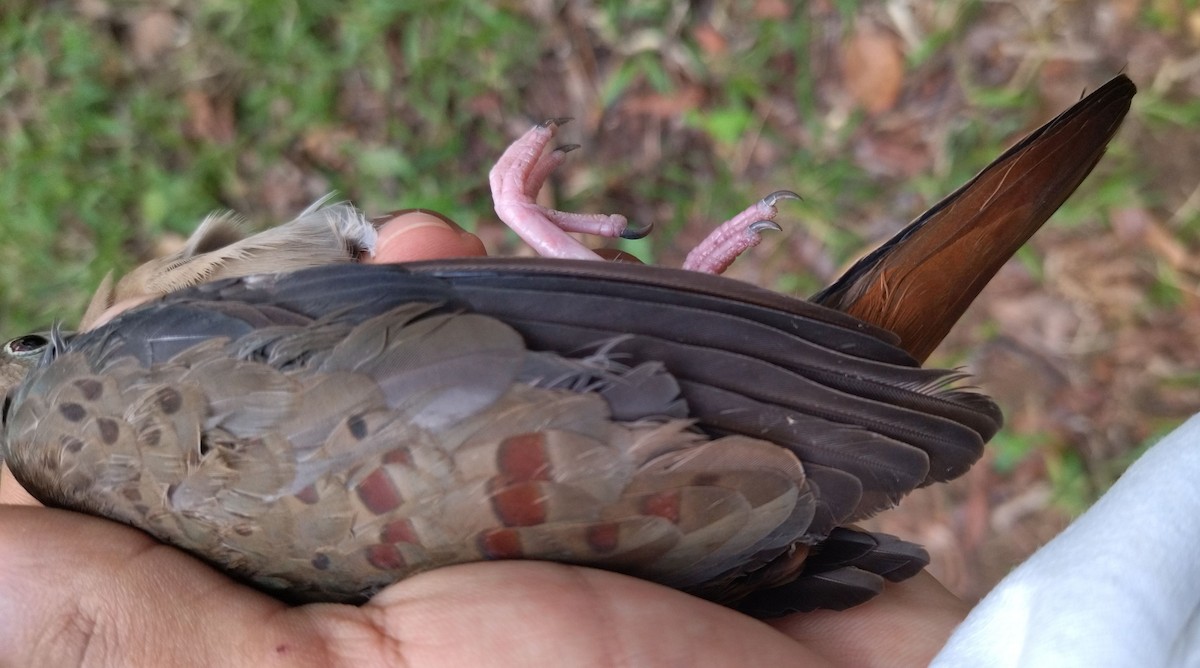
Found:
<box><xmin>489</xmin><ymin>119</ymin><xmax>651</xmax><ymax>261</ymax></box>
<box><xmin>682</xmin><ymin>190</ymin><xmax>800</xmax><ymax>274</ymax></box>
<box><xmin>491</xmin><ymin>119</ymin><xmax>795</xmax><ymax>274</ymax></box>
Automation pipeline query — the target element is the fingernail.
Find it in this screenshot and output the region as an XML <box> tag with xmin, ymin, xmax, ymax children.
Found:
<box><xmin>372</xmin><ymin>208</ymin><xmax>469</xmax><ymax>235</ymax></box>
<box><xmin>372</xmin><ymin>209</ymin><xmax>486</xmax><ymax>262</ymax></box>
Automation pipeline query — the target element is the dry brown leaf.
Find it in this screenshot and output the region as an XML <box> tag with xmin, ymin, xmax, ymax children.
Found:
<box><xmin>621</xmin><ymin>85</ymin><xmax>706</xmax><ymax>117</ymax></box>
<box><xmin>129</xmin><ymin>10</ymin><xmax>179</xmax><ymax>68</ymax></box>
<box><xmin>183</xmin><ymin>89</ymin><xmax>236</xmax><ymax>145</ymax></box>
<box><xmin>300</xmin><ymin>126</ymin><xmax>356</xmax><ymax>171</ymax></box>
<box><xmin>691</xmin><ymin>23</ymin><xmax>727</xmax><ymax>57</ymax></box>
<box><xmin>753</xmin><ymin>0</ymin><xmax>791</xmax><ymax>20</ymax></box>
<box><xmin>842</xmin><ymin>21</ymin><xmax>905</xmax><ymax>115</ymax></box>
<box><xmin>1146</xmin><ymin>220</ymin><xmax>1195</xmax><ymax>273</ymax></box>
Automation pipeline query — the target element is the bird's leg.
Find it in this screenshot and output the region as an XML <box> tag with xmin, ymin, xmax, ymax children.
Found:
<box><xmin>682</xmin><ymin>190</ymin><xmax>799</xmax><ymax>274</ymax></box>
<box><xmin>490</xmin><ymin>119</ymin><xmax>650</xmax><ymax>261</ymax></box>
<box><xmin>491</xmin><ymin>120</ymin><xmax>796</xmax><ymax>274</ymax></box>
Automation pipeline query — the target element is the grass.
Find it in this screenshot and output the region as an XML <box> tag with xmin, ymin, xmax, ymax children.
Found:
<box><xmin>0</xmin><ymin>2</ymin><xmax>547</xmax><ymax>332</ymax></box>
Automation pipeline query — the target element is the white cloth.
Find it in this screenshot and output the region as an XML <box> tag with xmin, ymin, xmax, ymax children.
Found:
<box><xmin>934</xmin><ymin>413</ymin><xmax>1200</xmax><ymax>667</ymax></box>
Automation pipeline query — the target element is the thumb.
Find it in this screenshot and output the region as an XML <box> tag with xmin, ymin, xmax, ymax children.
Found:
<box><xmin>371</xmin><ymin>210</ymin><xmax>487</xmax><ymax>263</ymax></box>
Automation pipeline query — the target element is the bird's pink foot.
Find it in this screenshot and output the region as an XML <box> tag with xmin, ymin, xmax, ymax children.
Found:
<box><xmin>489</xmin><ymin>119</ymin><xmax>650</xmax><ymax>261</ymax></box>
<box><xmin>682</xmin><ymin>190</ymin><xmax>800</xmax><ymax>274</ymax></box>
<box><xmin>491</xmin><ymin>121</ymin><xmax>795</xmax><ymax>274</ymax></box>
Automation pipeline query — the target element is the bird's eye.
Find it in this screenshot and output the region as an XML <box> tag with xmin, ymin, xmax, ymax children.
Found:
<box><xmin>4</xmin><ymin>334</ymin><xmax>50</xmax><ymax>357</ymax></box>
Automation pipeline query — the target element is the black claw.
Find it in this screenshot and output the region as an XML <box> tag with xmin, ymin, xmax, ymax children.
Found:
<box><xmin>748</xmin><ymin>220</ymin><xmax>783</xmax><ymax>235</ymax></box>
<box><xmin>762</xmin><ymin>190</ymin><xmax>802</xmax><ymax>206</ymax></box>
<box><xmin>554</xmin><ymin>144</ymin><xmax>581</xmax><ymax>154</ymax></box>
<box><xmin>620</xmin><ymin>220</ymin><xmax>654</xmax><ymax>240</ymax></box>
<box><xmin>540</xmin><ymin>117</ymin><xmax>574</xmax><ymax>128</ymax></box>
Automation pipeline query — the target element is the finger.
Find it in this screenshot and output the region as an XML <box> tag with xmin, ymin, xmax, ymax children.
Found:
<box><xmin>371</xmin><ymin>210</ymin><xmax>487</xmax><ymax>263</ymax></box>
<box><xmin>0</xmin><ymin>505</ymin><xmax>825</xmax><ymax>667</ymax></box>
<box><xmin>0</xmin><ymin>506</ymin><xmax>327</xmax><ymax>666</ymax></box>
<box><xmin>0</xmin><ymin>465</ymin><xmax>40</xmax><ymax>506</ymax></box>
<box><xmin>337</xmin><ymin>561</ymin><xmax>825</xmax><ymax>667</ymax></box>
<box><xmin>768</xmin><ymin>571</ymin><xmax>969</xmax><ymax>666</ymax></box>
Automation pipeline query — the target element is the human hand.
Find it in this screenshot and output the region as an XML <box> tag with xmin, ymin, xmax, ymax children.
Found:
<box><xmin>0</xmin><ymin>502</ymin><xmax>965</xmax><ymax>666</ymax></box>
<box><xmin>0</xmin><ymin>212</ymin><xmax>967</xmax><ymax>666</ymax></box>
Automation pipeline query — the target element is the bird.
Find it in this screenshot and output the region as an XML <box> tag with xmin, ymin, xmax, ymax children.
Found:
<box><xmin>0</xmin><ymin>196</ymin><xmax>381</xmax><ymax>395</ymax></box>
<box><xmin>0</xmin><ymin>74</ymin><xmax>1135</xmax><ymax>616</ymax></box>
<box><xmin>79</xmin><ymin>194</ymin><xmax>381</xmax><ymax>330</ymax></box>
